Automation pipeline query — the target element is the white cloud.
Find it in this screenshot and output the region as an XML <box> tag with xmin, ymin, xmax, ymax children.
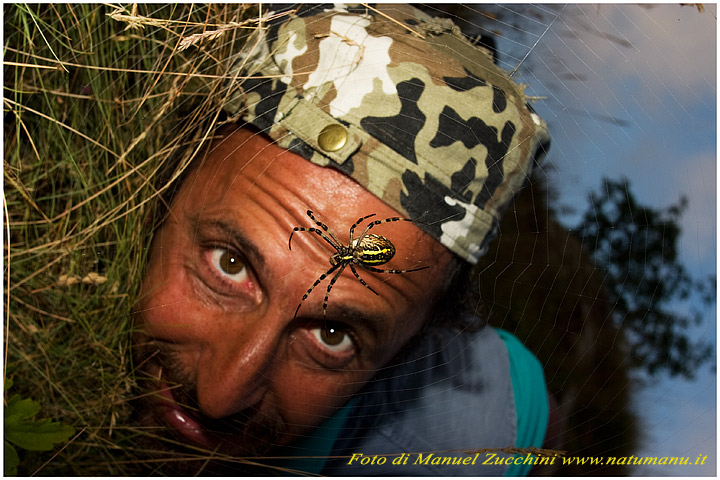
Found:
<box><xmin>535</xmin><ymin>4</ymin><xmax>716</xmax><ymax>113</ymax></box>
<box><xmin>582</xmin><ymin>5</ymin><xmax>714</xmax><ymax>84</ymax></box>
<box><xmin>528</xmin><ymin>4</ymin><xmax>717</xmax><ymax>272</ymax></box>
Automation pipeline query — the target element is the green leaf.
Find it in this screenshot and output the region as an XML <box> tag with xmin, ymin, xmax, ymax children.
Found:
<box><xmin>4</xmin><ymin>441</ymin><xmax>19</xmax><ymax>476</ymax></box>
<box><xmin>5</xmin><ymin>418</ymin><xmax>75</xmax><ymax>452</ymax></box>
<box><xmin>5</xmin><ymin>395</ymin><xmax>41</xmax><ymax>421</ymax></box>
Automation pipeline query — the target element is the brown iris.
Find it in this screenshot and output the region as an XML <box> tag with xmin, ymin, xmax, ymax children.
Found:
<box><xmin>219</xmin><ymin>250</ymin><xmax>244</xmax><ymax>275</ymax></box>
<box><xmin>321</xmin><ymin>326</ymin><xmax>344</xmax><ymax>346</ymax></box>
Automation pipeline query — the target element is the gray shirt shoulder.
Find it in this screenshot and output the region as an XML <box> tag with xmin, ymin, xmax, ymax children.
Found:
<box><xmin>323</xmin><ymin>326</ymin><xmax>517</xmax><ymax>476</ymax></box>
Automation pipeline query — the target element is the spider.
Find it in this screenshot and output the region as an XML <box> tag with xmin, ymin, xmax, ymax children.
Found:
<box><xmin>288</xmin><ymin>210</ymin><xmax>429</xmax><ymax>319</ymax></box>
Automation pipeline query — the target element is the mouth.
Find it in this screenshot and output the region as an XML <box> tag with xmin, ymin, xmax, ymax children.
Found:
<box><xmin>157</xmin><ymin>381</ymin><xmax>218</xmax><ymax>449</ymax></box>
<box><xmin>145</xmin><ymin>369</ymin><xmax>287</xmax><ymax>457</ymax></box>
<box><xmin>132</xmin><ymin>336</ymin><xmax>289</xmax><ymax>458</ymax></box>
<box><xmin>132</xmin><ymin>341</ymin><xmax>218</xmax><ymax>449</ymax></box>
<box><xmin>135</xmin><ymin>373</ymin><xmax>284</xmax><ymax>475</ymax></box>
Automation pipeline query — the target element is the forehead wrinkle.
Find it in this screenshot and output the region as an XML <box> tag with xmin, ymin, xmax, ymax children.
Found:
<box><xmin>255</xmin><ymin>197</ymin><xmax>424</xmax><ymax>320</ymax></box>
<box><xmin>223</xmin><ymin>131</ymin><xmax>294</xmax><ymax>191</ymax></box>
<box><xmin>230</xmin><ymin>153</ymin><xmax>370</xmax><ymax>273</ymax></box>
<box><xmin>232</xmin><ymin>161</ymin><xmax>340</xmax><ymax>264</ymax></box>
<box><xmin>212</xmin><ymin>128</ymin><xmax>262</xmax><ymax>171</ymax></box>
<box><xmin>198</xmin><ymin>134</ymin><xmax>278</xmax><ymax>208</ymax></box>
<box><xmin>208</xmin><ymin>127</ymin><xmax>445</xmax><ymax>316</ymax></box>
<box><xmin>214</xmin><ymin>136</ymin><xmax>325</xmax><ymax>228</ymax></box>
<box><xmin>258</xmin><ymin>152</ymin><xmax>344</xmax><ymax>228</ymax></box>
<box><xmin>249</xmin><ymin>169</ymin><xmax>438</xmax><ymax>304</ymax></box>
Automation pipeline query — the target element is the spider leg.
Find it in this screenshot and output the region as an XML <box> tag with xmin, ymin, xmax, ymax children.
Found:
<box><xmin>348</xmin><ymin>214</ymin><xmax>376</xmax><ymax>243</ymax></box>
<box><xmin>294</xmin><ymin>262</ymin><xmax>342</xmax><ymax>319</ymax></box>
<box><xmin>349</xmin><ymin>264</ymin><xmax>379</xmax><ymax>295</ymax></box>
<box><xmin>305</xmin><ymin>210</ymin><xmax>342</xmax><ymax>246</ymax></box>
<box><xmin>362</xmin><ymin>264</ymin><xmax>430</xmax><ymax>274</ymax></box>
<box><xmin>322</xmin><ymin>263</ymin><xmax>348</xmax><ymax>318</ymax></box>
<box><xmin>288</xmin><ymin>227</ymin><xmax>339</xmax><ymax>251</ymax></box>
<box><xmin>356</xmin><ymin>217</ymin><xmax>412</xmax><ymax>243</ymax></box>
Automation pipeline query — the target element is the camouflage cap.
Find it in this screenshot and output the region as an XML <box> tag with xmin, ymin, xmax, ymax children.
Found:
<box><xmin>224</xmin><ymin>4</ymin><xmax>550</xmax><ymax>264</ymax></box>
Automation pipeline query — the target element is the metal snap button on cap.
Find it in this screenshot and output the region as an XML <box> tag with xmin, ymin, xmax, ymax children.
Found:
<box><xmin>318</xmin><ymin>124</ymin><xmax>348</xmax><ymax>152</ymax></box>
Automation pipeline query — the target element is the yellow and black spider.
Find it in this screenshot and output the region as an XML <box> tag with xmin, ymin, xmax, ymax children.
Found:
<box><xmin>289</xmin><ymin>210</ymin><xmax>429</xmax><ymax>319</ymax></box>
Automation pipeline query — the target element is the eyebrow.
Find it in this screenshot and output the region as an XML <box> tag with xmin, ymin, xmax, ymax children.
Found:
<box><xmin>330</xmin><ymin>302</ymin><xmax>389</xmax><ymax>344</ymax></box>
<box><xmin>188</xmin><ymin>214</ymin><xmax>266</xmax><ymax>272</ymax></box>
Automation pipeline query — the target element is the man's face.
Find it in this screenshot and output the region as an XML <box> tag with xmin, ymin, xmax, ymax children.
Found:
<box><xmin>133</xmin><ymin>126</ymin><xmax>455</xmax><ymax>457</ymax></box>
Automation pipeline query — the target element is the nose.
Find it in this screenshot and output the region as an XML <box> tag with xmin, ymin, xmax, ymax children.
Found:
<box><xmin>193</xmin><ymin>316</ymin><xmax>283</xmax><ymax>419</ymax></box>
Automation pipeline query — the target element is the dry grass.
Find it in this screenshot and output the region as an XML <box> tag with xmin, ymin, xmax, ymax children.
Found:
<box><xmin>3</xmin><ymin>4</ymin><xmax>272</xmax><ymax>474</ymax></box>
<box><xmin>5</xmin><ymin>4</ymin><xmax>571</xmax><ymax>474</ymax></box>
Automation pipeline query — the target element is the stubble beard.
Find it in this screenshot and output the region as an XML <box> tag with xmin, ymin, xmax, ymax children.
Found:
<box><xmin>131</xmin><ymin>338</ymin><xmax>290</xmax><ymax>473</ymax></box>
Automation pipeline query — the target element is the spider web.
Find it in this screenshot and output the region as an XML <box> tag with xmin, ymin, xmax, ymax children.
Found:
<box><xmin>4</xmin><ymin>3</ymin><xmax>716</xmax><ymax>476</ymax></box>
<box><xmin>460</xmin><ymin>4</ymin><xmax>717</xmax><ymax>475</ymax></box>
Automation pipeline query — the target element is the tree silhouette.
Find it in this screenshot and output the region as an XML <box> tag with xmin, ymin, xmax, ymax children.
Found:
<box><xmin>476</xmin><ymin>175</ymin><xmax>714</xmax><ymax>474</ymax></box>
<box><xmin>574</xmin><ymin>177</ymin><xmax>714</xmax><ymax>378</ymax></box>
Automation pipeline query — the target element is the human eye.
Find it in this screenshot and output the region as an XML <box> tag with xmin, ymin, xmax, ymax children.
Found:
<box><xmin>305</xmin><ymin>322</ymin><xmax>357</xmax><ymax>367</ymax></box>
<box><xmin>310</xmin><ymin>324</ymin><xmax>354</xmax><ymax>352</ymax></box>
<box><xmin>200</xmin><ymin>246</ymin><xmax>258</xmax><ymax>299</ymax></box>
<box><xmin>209</xmin><ymin>247</ymin><xmax>248</xmax><ymax>284</ymax></box>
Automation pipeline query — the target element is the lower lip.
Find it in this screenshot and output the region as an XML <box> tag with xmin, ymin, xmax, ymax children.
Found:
<box><xmin>159</xmin><ymin>382</ymin><xmax>216</xmax><ymax>448</ymax></box>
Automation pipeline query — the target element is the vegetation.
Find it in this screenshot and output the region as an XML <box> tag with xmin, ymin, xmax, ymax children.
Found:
<box><xmin>574</xmin><ymin>178</ymin><xmax>714</xmax><ymax>378</ymax></box>
<box><xmin>4</xmin><ymin>378</ymin><xmax>75</xmax><ymax>476</ymax></box>
<box><xmin>4</xmin><ymin>4</ymin><xmax>259</xmax><ymax>474</ymax></box>
<box><xmin>477</xmin><ymin>175</ymin><xmax>714</xmax><ymax>475</ymax></box>
<box><xmin>4</xmin><ymin>3</ymin><xmax>712</xmax><ymax>476</ymax></box>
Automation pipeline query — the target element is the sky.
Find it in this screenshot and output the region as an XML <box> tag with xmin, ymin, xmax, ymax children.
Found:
<box><xmin>495</xmin><ymin>4</ymin><xmax>716</xmax><ymax>475</ymax></box>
